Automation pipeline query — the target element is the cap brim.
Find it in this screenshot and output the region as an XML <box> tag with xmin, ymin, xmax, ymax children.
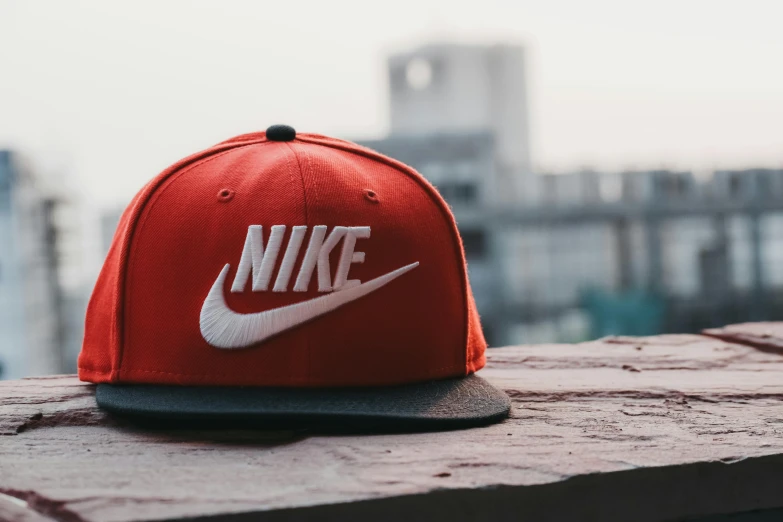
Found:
<box><xmin>96</xmin><ymin>374</ymin><xmax>510</xmax><ymax>432</ymax></box>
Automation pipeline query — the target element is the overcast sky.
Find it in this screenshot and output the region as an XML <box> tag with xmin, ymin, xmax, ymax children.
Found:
<box><xmin>1</xmin><ymin>0</ymin><xmax>783</xmax><ymax>208</ymax></box>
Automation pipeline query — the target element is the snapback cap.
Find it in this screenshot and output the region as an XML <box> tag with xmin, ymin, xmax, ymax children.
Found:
<box><xmin>78</xmin><ymin>125</ymin><xmax>510</xmax><ymax>430</ymax></box>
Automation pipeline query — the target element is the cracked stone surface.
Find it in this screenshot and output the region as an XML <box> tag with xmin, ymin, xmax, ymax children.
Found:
<box><xmin>704</xmin><ymin>322</ymin><xmax>783</xmax><ymax>353</ymax></box>
<box><xmin>2</xmin><ymin>331</ymin><xmax>783</xmax><ymax>521</ymax></box>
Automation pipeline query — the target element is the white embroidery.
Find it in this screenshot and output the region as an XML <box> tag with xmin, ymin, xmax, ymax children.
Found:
<box><xmin>229</xmin><ymin>225</ymin><xmax>383</xmax><ymax>294</ymax></box>
<box><xmin>333</xmin><ymin>226</ymin><xmax>370</xmax><ymax>291</ymax></box>
<box><xmin>272</xmin><ymin>225</ymin><xmax>307</xmax><ymax>292</ymax></box>
<box><xmin>201</xmin><ymin>224</ymin><xmax>420</xmax><ymax>348</ymax></box>
<box><xmin>230</xmin><ymin>225</ymin><xmax>260</xmax><ymax>293</ymax></box>
<box><xmin>255</xmin><ymin>225</ymin><xmax>286</xmax><ymax>291</ymax></box>
<box><xmin>293</xmin><ymin>225</ymin><xmax>327</xmax><ymax>292</ymax></box>
<box><xmin>200</xmin><ymin>262</ymin><xmax>419</xmax><ymax>349</ymax></box>
<box><xmin>230</xmin><ymin>225</ymin><xmax>286</xmax><ymax>293</ymax></box>
<box><xmin>317</xmin><ymin>226</ymin><xmax>349</xmax><ymax>292</ymax></box>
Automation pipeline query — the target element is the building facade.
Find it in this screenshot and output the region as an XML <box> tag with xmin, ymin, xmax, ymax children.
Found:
<box><xmin>388</xmin><ymin>42</ymin><xmax>532</xmax><ymax>204</ymax></box>
<box><xmin>360</xmin><ymin>42</ymin><xmax>783</xmax><ymax>346</ymax></box>
<box><xmin>0</xmin><ymin>150</ymin><xmax>64</xmax><ymax>379</ymax></box>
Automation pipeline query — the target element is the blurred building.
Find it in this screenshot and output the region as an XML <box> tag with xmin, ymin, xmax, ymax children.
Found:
<box><xmin>361</xmin><ymin>41</ymin><xmax>783</xmax><ymax>346</ymax></box>
<box><xmin>360</xmin><ymin>131</ymin><xmax>508</xmax><ymax>341</ymax></box>
<box><xmin>363</xmin><ymin>41</ymin><xmax>540</xmax><ymax>343</ymax></box>
<box><xmin>100</xmin><ymin>206</ymin><xmax>124</xmax><ymax>256</ymax></box>
<box><xmin>387</xmin><ymin>42</ymin><xmax>532</xmax><ymax>203</ymax></box>
<box><xmin>361</xmin><ymin>42</ymin><xmax>534</xmax><ymax>343</ymax></box>
<box><xmin>0</xmin><ymin>150</ymin><xmax>65</xmax><ymax>378</ymax></box>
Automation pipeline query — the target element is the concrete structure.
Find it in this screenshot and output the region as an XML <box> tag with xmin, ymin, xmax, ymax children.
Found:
<box><xmin>359</xmin><ymin>131</ymin><xmax>507</xmax><ymax>341</ymax></box>
<box><xmin>362</xmin><ymin>41</ymin><xmax>535</xmax><ymax>342</ymax></box>
<box><xmin>0</xmin><ymin>151</ymin><xmax>64</xmax><ymax>379</ymax></box>
<box><xmin>100</xmin><ymin>206</ymin><xmax>124</xmax><ymax>257</ymax></box>
<box><xmin>388</xmin><ymin>43</ymin><xmax>532</xmax><ymax>204</ymax></box>
<box><xmin>360</xmin><ymin>42</ymin><xmax>783</xmax><ymax>345</ymax></box>
<box><xmin>493</xmin><ymin>168</ymin><xmax>783</xmax><ymax>341</ymax></box>
<box><xmin>6</xmin><ymin>323</ymin><xmax>783</xmax><ymax>521</ymax></box>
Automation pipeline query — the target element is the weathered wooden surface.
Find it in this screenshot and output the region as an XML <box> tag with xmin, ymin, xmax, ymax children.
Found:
<box><xmin>3</xmin><ymin>330</ymin><xmax>783</xmax><ymax>521</ymax></box>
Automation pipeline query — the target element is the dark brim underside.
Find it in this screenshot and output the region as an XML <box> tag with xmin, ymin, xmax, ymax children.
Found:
<box><xmin>96</xmin><ymin>374</ymin><xmax>510</xmax><ymax>432</ymax></box>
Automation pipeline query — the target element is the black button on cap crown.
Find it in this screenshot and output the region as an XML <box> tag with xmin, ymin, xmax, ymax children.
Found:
<box><xmin>266</xmin><ymin>124</ymin><xmax>296</xmax><ymax>142</ymax></box>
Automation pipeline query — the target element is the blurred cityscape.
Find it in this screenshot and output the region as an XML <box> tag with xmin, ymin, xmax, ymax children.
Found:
<box><xmin>2</xmin><ymin>41</ymin><xmax>783</xmax><ymax>379</ymax></box>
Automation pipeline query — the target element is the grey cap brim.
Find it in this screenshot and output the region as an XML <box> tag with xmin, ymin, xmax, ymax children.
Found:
<box><xmin>96</xmin><ymin>374</ymin><xmax>510</xmax><ymax>432</ymax></box>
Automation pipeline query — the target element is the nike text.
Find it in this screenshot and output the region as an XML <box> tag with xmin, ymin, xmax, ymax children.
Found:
<box><xmin>199</xmin><ymin>225</ymin><xmax>419</xmax><ymax>348</ymax></box>
<box><xmin>232</xmin><ymin>225</ymin><xmax>370</xmax><ymax>294</ymax></box>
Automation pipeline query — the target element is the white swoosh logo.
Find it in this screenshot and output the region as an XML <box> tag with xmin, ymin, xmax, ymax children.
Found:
<box><xmin>200</xmin><ymin>262</ymin><xmax>419</xmax><ymax>349</ymax></box>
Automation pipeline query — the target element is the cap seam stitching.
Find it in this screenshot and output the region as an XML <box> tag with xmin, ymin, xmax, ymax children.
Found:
<box><xmin>283</xmin><ymin>142</ymin><xmax>309</xmax><ymax>225</ymax></box>
<box><xmin>120</xmin><ymin>143</ymin><xmax>266</xmax><ymax>380</ymax></box>
<box><xmin>298</xmin><ymin>147</ymin><xmax>319</xmax><ymax>383</ymax></box>
<box><xmin>81</xmin><ymin>346</ymin><xmax>485</xmax><ymax>373</ymax></box>
<box><xmin>89</xmin><ymin>133</ymin><xmax>478</xmax><ymax>385</ymax></box>
<box><xmin>78</xmin><ymin>361</ymin><xmax>470</xmax><ymax>379</ymax></box>
<box><xmin>295</xmin><ymin>136</ymin><xmax>471</xmax><ymax>374</ymax></box>
<box><xmin>111</xmin><ymin>143</ymin><xmax>258</xmax><ymax>380</ymax></box>
<box><xmin>283</xmin><ymin>141</ymin><xmax>312</xmax><ymax>383</ymax></box>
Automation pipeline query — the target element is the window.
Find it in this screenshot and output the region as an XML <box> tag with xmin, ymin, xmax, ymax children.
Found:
<box><xmin>729</xmin><ymin>174</ymin><xmax>741</xmax><ymax>197</ymax></box>
<box><xmin>406</xmin><ymin>58</ymin><xmax>433</xmax><ymax>90</ymax></box>
<box><xmin>436</xmin><ymin>182</ymin><xmax>479</xmax><ymax>206</ymax></box>
<box><xmin>454</xmin><ymin>183</ymin><xmax>477</xmax><ymax>204</ymax></box>
<box><xmin>461</xmin><ymin>229</ymin><xmax>487</xmax><ymax>259</ymax></box>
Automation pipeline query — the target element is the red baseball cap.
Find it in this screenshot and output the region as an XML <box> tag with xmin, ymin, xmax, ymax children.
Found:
<box><xmin>78</xmin><ymin>125</ymin><xmax>510</xmax><ymax>430</ymax></box>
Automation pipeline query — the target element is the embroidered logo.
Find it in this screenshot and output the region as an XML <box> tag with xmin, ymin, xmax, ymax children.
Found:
<box><xmin>199</xmin><ymin>225</ymin><xmax>419</xmax><ymax>349</ymax></box>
